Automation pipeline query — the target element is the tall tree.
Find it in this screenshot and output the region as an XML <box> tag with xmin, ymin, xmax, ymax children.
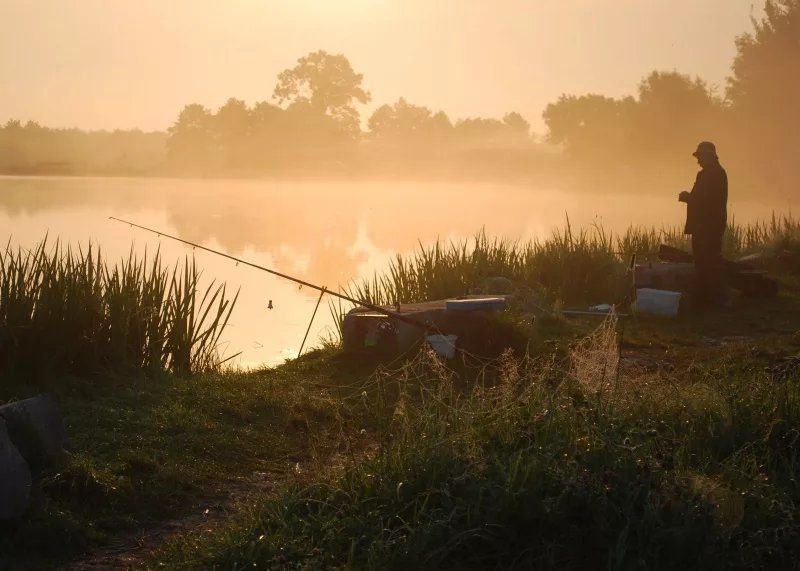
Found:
<box><xmin>633</xmin><ymin>71</ymin><xmax>722</xmax><ymax>158</ymax></box>
<box><xmin>273</xmin><ymin>51</ymin><xmax>371</xmax><ymax>137</ymax></box>
<box><xmin>727</xmin><ymin>0</ymin><xmax>800</xmax><ymax>187</ymax></box>
<box><xmin>728</xmin><ymin>0</ymin><xmax>800</xmax><ymax>109</ymax></box>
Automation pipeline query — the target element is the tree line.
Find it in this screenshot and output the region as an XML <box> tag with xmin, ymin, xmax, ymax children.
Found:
<box><xmin>0</xmin><ymin>121</ymin><xmax>165</xmax><ymax>175</ymax></box>
<box><xmin>0</xmin><ymin>49</ymin><xmax>539</xmax><ymax>179</ymax></box>
<box><xmin>164</xmin><ymin>50</ymin><xmax>536</xmax><ymax>177</ymax></box>
<box><xmin>543</xmin><ymin>0</ymin><xmax>800</xmax><ymax>195</ymax></box>
<box><xmin>0</xmin><ymin>0</ymin><xmax>796</xmax><ymax>195</ymax></box>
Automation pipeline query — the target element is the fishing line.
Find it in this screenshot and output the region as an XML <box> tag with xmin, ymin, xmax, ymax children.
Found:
<box><xmin>109</xmin><ymin>216</ymin><xmax>433</xmax><ymax>332</ymax></box>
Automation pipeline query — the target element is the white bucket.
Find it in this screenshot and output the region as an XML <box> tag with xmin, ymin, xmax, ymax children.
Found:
<box><xmin>634</xmin><ymin>288</ymin><xmax>682</xmax><ymax>317</ymax></box>
<box><xmin>426</xmin><ymin>334</ymin><xmax>458</xmax><ymax>358</ymax></box>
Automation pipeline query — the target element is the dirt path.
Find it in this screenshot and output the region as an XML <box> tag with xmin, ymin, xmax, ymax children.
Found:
<box><xmin>71</xmin><ymin>472</ymin><xmax>280</xmax><ymax>570</ymax></box>
<box><xmin>70</xmin><ymin>448</ymin><xmax>363</xmax><ymax>570</ymax></box>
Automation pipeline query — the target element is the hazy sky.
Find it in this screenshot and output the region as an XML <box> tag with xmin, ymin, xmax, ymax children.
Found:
<box><xmin>1</xmin><ymin>0</ymin><xmax>765</xmax><ymax>133</ymax></box>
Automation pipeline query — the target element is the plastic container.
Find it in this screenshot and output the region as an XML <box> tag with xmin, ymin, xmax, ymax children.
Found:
<box><xmin>426</xmin><ymin>334</ymin><xmax>458</xmax><ymax>358</ymax></box>
<box><xmin>634</xmin><ymin>288</ymin><xmax>682</xmax><ymax>317</ymax></box>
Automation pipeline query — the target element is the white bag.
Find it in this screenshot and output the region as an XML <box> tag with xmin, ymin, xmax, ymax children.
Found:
<box><xmin>634</xmin><ymin>288</ymin><xmax>681</xmax><ymax>317</ymax></box>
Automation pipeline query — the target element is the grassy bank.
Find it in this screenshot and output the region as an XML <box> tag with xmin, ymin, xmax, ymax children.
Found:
<box><xmin>155</xmin><ymin>312</ymin><xmax>800</xmax><ymax>569</ymax></box>
<box><xmin>2</xmin><ymin>218</ymin><xmax>800</xmax><ymax>568</ymax></box>
<box><xmin>0</xmin><ymin>350</ymin><xmax>372</xmax><ymax>568</ymax></box>
<box><xmin>157</xmin><ymin>219</ymin><xmax>800</xmax><ymax>569</ymax></box>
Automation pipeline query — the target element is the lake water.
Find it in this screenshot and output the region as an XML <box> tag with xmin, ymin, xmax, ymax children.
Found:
<box><xmin>0</xmin><ymin>176</ymin><xmax>795</xmax><ymax>367</ymax></box>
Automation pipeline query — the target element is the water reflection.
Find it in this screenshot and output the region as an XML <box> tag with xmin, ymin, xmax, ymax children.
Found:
<box><xmin>0</xmin><ymin>176</ymin><xmax>795</xmax><ymax>366</ymax></box>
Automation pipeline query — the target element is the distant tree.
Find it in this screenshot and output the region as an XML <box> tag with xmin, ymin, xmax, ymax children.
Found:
<box><xmin>368</xmin><ymin>98</ymin><xmax>452</xmax><ymax>140</ymax></box>
<box><xmin>502</xmin><ymin>112</ymin><xmax>530</xmax><ymax>138</ymax></box>
<box><xmin>215</xmin><ymin>98</ymin><xmax>250</xmax><ymax>139</ymax></box>
<box><xmin>214</xmin><ymin>98</ymin><xmax>251</xmax><ymax>168</ymax></box>
<box><xmin>454</xmin><ymin>117</ymin><xmax>504</xmax><ymax>139</ymax></box>
<box><xmin>166</xmin><ymin>103</ymin><xmax>216</xmax><ymax>169</ymax></box>
<box><xmin>543</xmin><ymin>94</ymin><xmax>635</xmax><ymax>158</ymax></box>
<box><xmin>273</xmin><ymin>51</ymin><xmax>371</xmax><ymax>137</ymax></box>
<box><xmin>632</xmin><ymin>71</ymin><xmax>722</xmax><ymax>158</ymax></box>
<box><xmin>727</xmin><ymin>0</ymin><xmax>800</xmax><ymax>185</ymax></box>
<box><xmin>728</xmin><ymin>0</ymin><xmax>800</xmax><ymax>109</ymax></box>
<box><xmin>430</xmin><ymin>111</ymin><xmax>453</xmax><ymax>133</ymax></box>
<box><xmin>251</xmin><ymin>101</ymin><xmax>283</xmax><ymax>128</ymax></box>
<box><xmin>638</xmin><ymin>72</ymin><xmax>719</xmax><ymax>114</ymax></box>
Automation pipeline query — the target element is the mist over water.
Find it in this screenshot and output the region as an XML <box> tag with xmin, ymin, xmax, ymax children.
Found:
<box><xmin>0</xmin><ymin>175</ymin><xmax>794</xmax><ymax>366</ymax></box>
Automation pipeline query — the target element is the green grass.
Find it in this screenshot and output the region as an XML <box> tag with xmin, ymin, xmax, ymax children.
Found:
<box><xmin>156</xmin><ymin>320</ymin><xmax>800</xmax><ymax>570</ymax></box>
<box><xmin>0</xmin><ymin>349</ymin><xmax>372</xmax><ymax>568</ymax></box>
<box><xmin>153</xmin><ymin>216</ymin><xmax>800</xmax><ymax>570</ymax></box>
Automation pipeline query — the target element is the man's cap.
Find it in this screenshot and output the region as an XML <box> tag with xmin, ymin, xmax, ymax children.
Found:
<box><xmin>693</xmin><ymin>141</ymin><xmax>718</xmax><ymax>158</ymax></box>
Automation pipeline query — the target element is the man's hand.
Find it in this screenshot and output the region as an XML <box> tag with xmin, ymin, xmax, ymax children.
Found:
<box><xmin>678</xmin><ymin>191</ymin><xmax>690</xmax><ymax>203</ymax></box>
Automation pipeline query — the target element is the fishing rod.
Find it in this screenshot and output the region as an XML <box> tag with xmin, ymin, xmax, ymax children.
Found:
<box><xmin>108</xmin><ymin>216</ymin><xmax>432</xmax><ymax>332</ymax></box>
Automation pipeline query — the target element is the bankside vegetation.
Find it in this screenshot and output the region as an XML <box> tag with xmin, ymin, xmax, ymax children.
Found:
<box><xmin>159</xmin><ymin>333</ymin><xmax>800</xmax><ymax>569</ymax></box>
<box><xmin>2</xmin><ymin>217</ymin><xmax>800</xmax><ymax>568</ymax></box>
<box><xmin>342</xmin><ymin>215</ymin><xmax>800</xmax><ymax>311</ymax></box>
<box><xmin>0</xmin><ymin>240</ymin><xmax>236</xmax><ymax>383</ymax></box>
<box><xmin>154</xmin><ymin>218</ymin><xmax>800</xmax><ymax>569</ymax></box>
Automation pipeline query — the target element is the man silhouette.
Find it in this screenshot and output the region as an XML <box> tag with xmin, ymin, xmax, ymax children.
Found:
<box><xmin>679</xmin><ymin>141</ymin><xmax>728</xmax><ymax>306</ymax></box>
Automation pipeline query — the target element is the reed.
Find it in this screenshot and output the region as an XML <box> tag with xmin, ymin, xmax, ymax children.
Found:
<box><xmin>0</xmin><ymin>239</ymin><xmax>237</xmax><ymax>382</ymax></box>
<box><xmin>330</xmin><ymin>216</ymin><xmax>800</xmax><ymax>331</ymax></box>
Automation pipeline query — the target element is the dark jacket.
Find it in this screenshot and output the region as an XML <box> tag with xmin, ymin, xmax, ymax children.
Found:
<box><xmin>684</xmin><ymin>162</ymin><xmax>728</xmax><ymax>236</ymax></box>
